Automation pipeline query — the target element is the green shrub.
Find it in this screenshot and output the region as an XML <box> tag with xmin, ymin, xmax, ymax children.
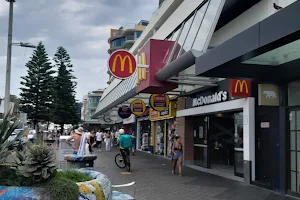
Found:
<box><xmin>0</xmin><ymin>166</ymin><xmax>29</xmax><ymax>186</ymax></box>
<box><xmin>16</xmin><ymin>144</ymin><xmax>57</xmax><ymax>184</ymax></box>
<box><xmin>0</xmin><ymin>112</ymin><xmax>26</xmax><ymax>164</ymax></box>
<box><xmin>41</xmin><ymin>178</ymin><xmax>80</xmax><ymax>200</ymax></box>
<box><xmin>55</xmin><ymin>170</ymin><xmax>92</xmax><ymax>182</ymax></box>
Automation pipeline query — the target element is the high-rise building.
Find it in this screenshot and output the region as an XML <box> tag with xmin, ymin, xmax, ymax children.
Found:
<box><xmin>107</xmin><ymin>20</ymin><xmax>149</xmax><ymax>84</ymax></box>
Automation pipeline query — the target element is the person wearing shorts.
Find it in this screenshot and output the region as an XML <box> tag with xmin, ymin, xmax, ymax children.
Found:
<box><xmin>96</xmin><ymin>130</ymin><xmax>103</xmax><ymax>151</ymax></box>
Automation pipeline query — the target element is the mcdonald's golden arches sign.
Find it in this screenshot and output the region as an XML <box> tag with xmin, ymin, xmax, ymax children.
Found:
<box><xmin>108</xmin><ymin>50</ymin><xmax>137</xmax><ymax>79</ymax></box>
<box><xmin>229</xmin><ymin>79</ymin><xmax>251</xmax><ymax>98</ymax></box>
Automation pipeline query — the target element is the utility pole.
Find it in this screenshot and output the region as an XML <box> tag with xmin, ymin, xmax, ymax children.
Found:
<box><xmin>3</xmin><ymin>0</ymin><xmax>35</xmax><ymax>118</ymax></box>
<box><xmin>4</xmin><ymin>0</ymin><xmax>15</xmax><ymax>117</ymax></box>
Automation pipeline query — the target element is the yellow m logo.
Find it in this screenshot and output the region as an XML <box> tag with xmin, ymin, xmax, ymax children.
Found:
<box><xmin>234</xmin><ymin>80</ymin><xmax>248</xmax><ymax>93</ymax></box>
<box><xmin>137</xmin><ymin>52</ymin><xmax>147</xmax><ymax>85</ymax></box>
<box><xmin>111</xmin><ymin>55</ymin><xmax>133</xmax><ymax>73</ymax></box>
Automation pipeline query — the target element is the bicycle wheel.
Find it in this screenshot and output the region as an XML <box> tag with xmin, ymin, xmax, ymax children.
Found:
<box><xmin>126</xmin><ymin>155</ymin><xmax>131</xmax><ymax>172</ymax></box>
<box><xmin>115</xmin><ymin>153</ymin><xmax>126</xmax><ymax>169</ymax></box>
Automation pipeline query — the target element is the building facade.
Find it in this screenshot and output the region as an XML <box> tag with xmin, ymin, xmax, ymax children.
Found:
<box><xmin>93</xmin><ymin>0</ymin><xmax>299</xmax><ymax>196</ymax></box>
<box><xmin>82</xmin><ymin>89</ymin><xmax>105</xmax><ymax>128</ymax></box>
<box><xmin>107</xmin><ymin>20</ymin><xmax>149</xmax><ymax>84</ymax></box>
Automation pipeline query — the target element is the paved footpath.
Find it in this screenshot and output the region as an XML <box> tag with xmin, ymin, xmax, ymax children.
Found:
<box><xmin>93</xmin><ymin>147</ymin><xmax>297</xmax><ymax>200</ymax></box>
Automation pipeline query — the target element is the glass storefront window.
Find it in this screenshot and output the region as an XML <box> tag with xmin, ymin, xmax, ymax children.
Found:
<box><xmin>288</xmin><ymin>81</ymin><xmax>300</xmax><ymax>106</ymax></box>
<box><xmin>289</xmin><ymin>109</ymin><xmax>300</xmax><ymax>193</ymax></box>
<box><xmin>155</xmin><ymin>121</ymin><xmax>165</xmax><ymax>155</ymax></box>
<box><xmin>179</xmin><ymin>2</ymin><xmax>209</xmax><ymax>56</ymax></box>
<box><xmin>140</xmin><ymin>120</ymin><xmax>151</xmax><ymax>151</ymax></box>
<box><xmin>192</xmin><ymin>0</ymin><xmax>223</xmax><ymax>52</ymax></box>
<box><xmin>170</xmin><ymin>14</ymin><xmax>194</xmax><ymax>61</ymax></box>
<box><xmin>234</xmin><ymin>112</ymin><xmax>244</xmax><ymax>176</ymax></box>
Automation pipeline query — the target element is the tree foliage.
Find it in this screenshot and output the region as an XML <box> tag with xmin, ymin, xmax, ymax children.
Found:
<box><xmin>52</xmin><ymin>47</ymin><xmax>78</xmax><ymax>129</ymax></box>
<box><xmin>19</xmin><ymin>42</ymin><xmax>54</xmax><ymax>127</ymax></box>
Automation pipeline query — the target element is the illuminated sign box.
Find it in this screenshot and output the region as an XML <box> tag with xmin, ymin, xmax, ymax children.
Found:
<box><xmin>136</xmin><ymin>39</ymin><xmax>178</xmax><ymax>94</ymax></box>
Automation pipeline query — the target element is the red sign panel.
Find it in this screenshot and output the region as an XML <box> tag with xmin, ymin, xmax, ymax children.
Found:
<box><xmin>136</xmin><ymin>39</ymin><xmax>178</xmax><ymax>94</ymax></box>
<box><xmin>229</xmin><ymin>79</ymin><xmax>251</xmax><ymax>98</ymax></box>
<box><xmin>108</xmin><ymin>50</ymin><xmax>137</xmax><ymax>79</ymax></box>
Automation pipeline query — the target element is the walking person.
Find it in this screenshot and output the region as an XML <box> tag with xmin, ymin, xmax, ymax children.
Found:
<box><xmin>56</xmin><ymin>131</ymin><xmax>61</xmax><ymax>150</ymax></box>
<box><xmin>88</xmin><ymin>131</ymin><xmax>96</xmax><ymax>154</ymax></box>
<box><xmin>172</xmin><ymin>136</ymin><xmax>183</xmax><ymax>176</ymax></box>
<box><xmin>105</xmin><ymin>131</ymin><xmax>111</xmax><ymax>151</ymax></box>
<box><xmin>96</xmin><ymin>130</ymin><xmax>103</xmax><ymax>151</ymax></box>
<box><xmin>131</xmin><ymin>132</ymin><xmax>136</xmax><ymax>156</ymax></box>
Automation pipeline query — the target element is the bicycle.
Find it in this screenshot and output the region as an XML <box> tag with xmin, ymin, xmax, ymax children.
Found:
<box><xmin>115</xmin><ymin>149</ymin><xmax>131</xmax><ymax>172</ymax></box>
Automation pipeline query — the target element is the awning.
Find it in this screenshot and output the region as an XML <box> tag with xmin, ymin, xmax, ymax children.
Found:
<box><xmin>92</xmin><ymin>72</ymin><xmax>137</xmax><ymax>118</ymax></box>
<box><xmin>195</xmin><ymin>0</ymin><xmax>300</xmax><ymax>82</ymax></box>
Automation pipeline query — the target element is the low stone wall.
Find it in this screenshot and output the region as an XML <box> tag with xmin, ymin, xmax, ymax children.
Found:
<box><xmin>0</xmin><ymin>169</ymin><xmax>134</xmax><ymax>200</ymax></box>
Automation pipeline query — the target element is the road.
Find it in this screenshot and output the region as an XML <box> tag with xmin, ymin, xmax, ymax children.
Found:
<box><xmin>92</xmin><ymin>147</ymin><xmax>296</xmax><ymax>200</ymax></box>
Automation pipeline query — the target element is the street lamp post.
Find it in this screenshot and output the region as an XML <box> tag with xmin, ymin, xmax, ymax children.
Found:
<box><xmin>4</xmin><ymin>0</ymin><xmax>35</xmax><ymax>117</ymax></box>
<box><xmin>4</xmin><ymin>0</ymin><xmax>15</xmax><ymax>117</ymax></box>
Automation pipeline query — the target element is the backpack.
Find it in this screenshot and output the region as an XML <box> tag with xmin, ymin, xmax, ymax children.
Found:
<box><xmin>120</xmin><ymin>134</ymin><xmax>132</xmax><ymax>149</ymax></box>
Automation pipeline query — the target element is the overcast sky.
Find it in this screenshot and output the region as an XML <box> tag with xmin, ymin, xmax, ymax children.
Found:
<box><xmin>0</xmin><ymin>0</ymin><xmax>157</xmax><ymax>101</ymax></box>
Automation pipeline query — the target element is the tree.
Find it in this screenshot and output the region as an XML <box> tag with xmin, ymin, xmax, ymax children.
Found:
<box><xmin>52</xmin><ymin>46</ymin><xmax>78</xmax><ymax>132</ymax></box>
<box><xmin>10</xmin><ymin>95</ymin><xmax>20</xmax><ymax>119</ymax></box>
<box><xmin>19</xmin><ymin>42</ymin><xmax>55</xmax><ymax>128</ymax></box>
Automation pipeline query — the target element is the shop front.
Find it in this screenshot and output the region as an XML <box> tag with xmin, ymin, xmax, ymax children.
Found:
<box><xmin>193</xmin><ymin>1</ymin><xmax>300</xmax><ymax>194</ymax></box>
<box><xmin>177</xmin><ymin>79</ymin><xmax>255</xmax><ymax>183</ymax></box>
<box><xmin>149</xmin><ymin>102</ymin><xmax>176</xmax><ymax>157</ymax></box>
<box><xmin>136</xmin><ymin>107</ymin><xmax>151</xmax><ymax>151</ymax></box>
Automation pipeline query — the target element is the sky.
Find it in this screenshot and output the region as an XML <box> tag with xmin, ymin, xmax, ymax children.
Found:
<box><xmin>0</xmin><ymin>0</ymin><xmax>157</xmax><ymax>101</ymax></box>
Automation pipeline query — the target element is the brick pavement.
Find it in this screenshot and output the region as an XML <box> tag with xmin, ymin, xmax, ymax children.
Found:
<box><xmin>93</xmin><ymin>147</ymin><xmax>297</xmax><ymax>200</ymax></box>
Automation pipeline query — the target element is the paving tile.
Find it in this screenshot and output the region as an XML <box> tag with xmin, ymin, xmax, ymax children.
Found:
<box><xmin>91</xmin><ymin>147</ymin><xmax>298</xmax><ymax>200</ymax></box>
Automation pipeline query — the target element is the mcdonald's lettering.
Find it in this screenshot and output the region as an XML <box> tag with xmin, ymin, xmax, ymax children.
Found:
<box><xmin>108</xmin><ymin>50</ymin><xmax>136</xmax><ymax>79</ymax></box>
<box><xmin>230</xmin><ymin>79</ymin><xmax>251</xmax><ymax>98</ymax></box>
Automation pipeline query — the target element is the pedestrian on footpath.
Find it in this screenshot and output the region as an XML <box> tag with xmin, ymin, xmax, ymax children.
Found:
<box><xmin>88</xmin><ymin>131</ymin><xmax>96</xmax><ymax>154</ymax></box>
<box><xmin>172</xmin><ymin>136</ymin><xmax>183</xmax><ymax>176</ymax></box>
<box><xmin>131</xmin><ymin>132</ymin><xmax>136</xmax><ymax>156</ymax></box>
<box><xmin>96</xmin><ymin>130</ymin><xmax>103</xmax><ymax>151</ymax></box>
<box><xmin>105</xmin><ymin>131</ymin><xmax>111</xmax><ymax>151</ymax></box>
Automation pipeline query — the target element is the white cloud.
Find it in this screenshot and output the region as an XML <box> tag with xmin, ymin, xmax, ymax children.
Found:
<box><xmin>0</xmin><ymin>0</ymin><xmax>158</xmax><ymax>100</ymax></box>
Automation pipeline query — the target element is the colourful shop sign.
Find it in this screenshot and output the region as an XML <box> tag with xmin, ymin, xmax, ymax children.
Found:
<box><xmin>130</xmin><ymin>99</ymin><xmax>146</xmax><ymax>116</ymax></box>
<box><xmin>108</xmin><ymin>50</ymin><xmax>137</xmax><ymax>79</ymax></box>
<box><xmin>118</xmin><ymin>106</ymin><xmax>132</xmax><ymax>119</ymax></box>
<box><xmin>149</xmin><ymin>102</ymin><xmax>176</xmax><ymax>121</ymax></box>
<box><xmin>149</xmin><ymin>94</ymin><xmax>170</xmax><ymax>112</ymax></box>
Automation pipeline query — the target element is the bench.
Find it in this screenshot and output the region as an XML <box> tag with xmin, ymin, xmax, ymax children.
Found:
<box><xmin>64</xmin><ymin>154</ymin><xmax>97</xmax><ymax>168</ymax></box>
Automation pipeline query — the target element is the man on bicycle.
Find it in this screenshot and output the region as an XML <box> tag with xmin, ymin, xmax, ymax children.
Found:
<box><xmin>117</xmin><ymin>129</ymin><xmax>132</xmax><ymax>161</ymax></box>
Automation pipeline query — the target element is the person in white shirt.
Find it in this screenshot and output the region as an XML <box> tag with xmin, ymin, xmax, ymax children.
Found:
<box><xmin>96</xmin><ymin>130</ymin><xmax>103</xmax><ymax>151</ymax></box>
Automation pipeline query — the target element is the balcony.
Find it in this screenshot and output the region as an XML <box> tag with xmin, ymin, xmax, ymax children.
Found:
<box><xmin>108</xmin><ymin>36</ymin><xmax>135</xmax><ymax>54</ymax></box>
<box><xmin>87</xmin><ymin>102</ymin><xmax>98</xmax><ymax>110</ymax></box>
<box><xmin>108</xmin><ymin>23</ymin><xmax>145</xmax><ymax>43</ymax></box>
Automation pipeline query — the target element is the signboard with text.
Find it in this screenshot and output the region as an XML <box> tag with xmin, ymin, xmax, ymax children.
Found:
<box><xmin>108</xmin><ymin>50</ymin><xmax>137</xmax><ymax>79</ymax></box>
<box><xmin>229</xmin><ymin>79</ymin><xmax>251</xmax><ymax>98</ymax></box>
<box><xmin>130</xmin><ymin>99</ymin><xmax>146</xmax><ymax>116</ymax></box>
<box><xmin>136</xmin><ymin>39</ymin><xmax>178</xmax><ymax>94</ymax></box>
<box><xmin>149</xmin><ymin>94</ymin><xmax>170</xmax><ymax>112</ymax></box>
<box><xmin>118</xmin><ymin>106</ymin><xmax>132</xmax><ymax>119</ymax></box>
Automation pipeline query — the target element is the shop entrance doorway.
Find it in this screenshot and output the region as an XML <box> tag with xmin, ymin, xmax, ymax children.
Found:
<box><xmin>209</xmin><ymin>113</ymin><xmax>235</xmax><ymax>173</ymax></box>
<box><xmin>194</xmin><ymin>111</ymin><xmax>244</xmax><ymax>177</ymax></box>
